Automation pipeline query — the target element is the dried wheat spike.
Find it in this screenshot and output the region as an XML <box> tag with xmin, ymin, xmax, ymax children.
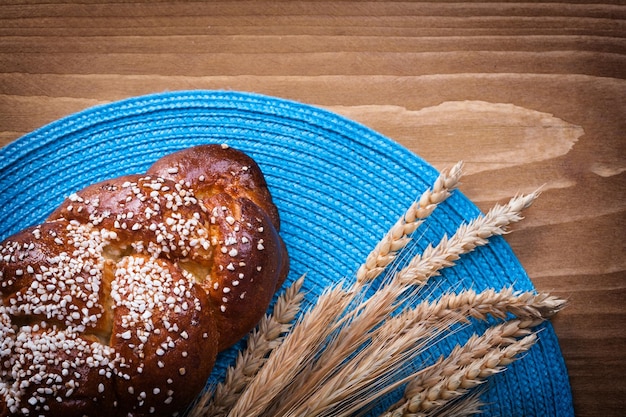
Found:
<box><xmin>395</xmin><ymin>190</ymin><xmax>539</xmax><ymax>286</ymax></box>
<box><xmin>227</xmin><ymin>283</ymin><xmax>353</xmax><ymax>417</ymax></box>
<box><xmin>189</xmin><ymin>275</ymin><xmax>305</xmax><ymax>417</ymax></box>
<box><xmin>356</xmin><ymin>162</ymin><xmax>463</xmax><ymax>284</ymax></box>
<box><xmin>382</xmin><ymin>287</ymin><xmax>566</xmax><ymax>338</ymax></box>
<box><xmin>423</xmin><ymin>389</ymin><xmax>485</xmax><ymax>417</ymax></box>
<box><xmin>384</xmin><ymin>320</ymin><xmax>539</xmax><ymax>417</ymax></box>
<box><xmin>273</xmin><ymin>281</ymin><xmax>416</xmax><ymax>417</ymax></box>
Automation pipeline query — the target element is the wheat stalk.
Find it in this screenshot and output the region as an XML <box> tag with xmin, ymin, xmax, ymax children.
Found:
<box><xmin>226</xmin><ymin>282</ymin><xmax>354</xmax><ymax>417</ymax></box>
<box><xmin>278</xmin><ymin>313</ymin><xmax>456</xmax><ymax>417</ymax></box>
<box><xmin>189</xmin><ymin>275</ymin><xmax>305</xmax><ymax>417</ymax></box>
<box><xmin>383</xmin><ymin>287</ymin><xmax>565</xmax><ymax>337</ymax></box>
<box><xmin>395</xmin><ymin>191</ymin><xmax>539</xmax><ymax>286</ymax></box>
<box><xmin>211</xmin><ymin>179</ymin><xmax>551</xmax><ymax>417</ymax></box>
<box><xmin>356</xmin><ymin>162</ymin><xmax>463</xmax><ymax>285</ymax></box>
<box><xmin>272</xmin><ymin>282</ymin><xmax>422</xmax><ymax>416</ymax></box>
<box><xmin>425</xmin><ymin>389</ymin><xmax>485</xmax><ymax>417</ymax></box>
<box><xmin>385</xmin><ymin>319</ymin><xmax>541</xmax><ymax>416</ymax></box>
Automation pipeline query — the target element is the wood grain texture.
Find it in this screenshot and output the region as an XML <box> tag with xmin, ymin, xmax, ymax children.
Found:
<box><xmin>0</xmin><ymin>1</ymin><xmax>624</xmax><ymax>415</ymax></box>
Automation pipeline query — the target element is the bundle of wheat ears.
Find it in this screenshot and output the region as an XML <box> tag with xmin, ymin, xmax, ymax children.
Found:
<box><xmin>188</xmin><ymin>161</ymin><xmax>565</xmax><ymax>417</ymax></box>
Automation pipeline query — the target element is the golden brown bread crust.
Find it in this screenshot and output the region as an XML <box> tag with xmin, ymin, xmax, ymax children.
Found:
<box><xmin>0</xmin><ymin>144</ymin><xmax>289</xmax><ymax>416</ymax></box>
<box><xmin>147</xmin><ymin>145</ymin><xmax>289</xmax><ymax>349</ymax></box>
<box><xmin>202</xmin><ymin>193</ymin><xmax>287</xmax><ymax>349</ymax></box>
<box><xmin>148</xmin><ymin>143</ymin><xmax>280</xmax><ymax>229</ymax></box>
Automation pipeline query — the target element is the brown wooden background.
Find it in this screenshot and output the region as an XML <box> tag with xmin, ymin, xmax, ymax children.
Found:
<box><xmin>1</xmin><ymin>2</ymin><xmax>624</xmax><ymax>416</ymax></box>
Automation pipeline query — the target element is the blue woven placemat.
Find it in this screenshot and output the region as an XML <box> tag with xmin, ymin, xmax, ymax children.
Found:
<box><xmin>0</xmin><ymin>90</ymin><xmax>573</xmax><ymax>416</ymax></box>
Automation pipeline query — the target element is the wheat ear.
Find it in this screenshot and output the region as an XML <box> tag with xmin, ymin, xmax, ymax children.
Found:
<box><xmin>356</xmin><ymin>161</ymin><xmax>463</xmax><ymax>284</ymax></box>
<box><xmin>189</xmin><ymin>275</ymin><xmax>305</xmax><ymax>417</ymax></box>
<box><xmin>385</xmin><ymin>320</ymin><xmax>540</xmax><ymax>417</ymax></box>
<box><xmin>382</xmin><ymin>287</ymin><xmax>566</xmax><ymax>337</ymax></box>
<box><xmin>395</xmin><ymin>190</ymin><xmax>539</xmax><ymax>286</ymax></box>
<box><xmin>272</xmin><ymin>281</ymin><xmax>418</xmax><ymax>417</ymax></box>
<box><xmin>227</xmin><ymin>283</ymin><xmax>353</xmax><ymax>417</ymax></box>
<box><xmin>378</xmin><ymin>287</ymin><xmax>564</xmax><ymax>416</ymax></box>
<box><xmin>425</xmin><ymin>389</ymin><xmax>485</xmax><ymax>417</ymax></box>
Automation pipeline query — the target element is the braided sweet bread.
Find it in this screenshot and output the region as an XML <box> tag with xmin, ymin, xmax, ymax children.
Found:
<box><xmin>0</xmin><ymin>144</ymin><xmax>289</xmax><ymax>416</ymax></box>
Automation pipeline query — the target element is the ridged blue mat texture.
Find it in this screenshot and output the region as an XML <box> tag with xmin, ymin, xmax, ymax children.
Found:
<box><xmin>0</xmin><ymin>90</ymin><xmax>573</xmax><ymax>416</ymax></box>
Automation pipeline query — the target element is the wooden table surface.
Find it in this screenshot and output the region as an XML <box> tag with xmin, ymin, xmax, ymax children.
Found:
<box><xmin>1</xmin><ymin>2</ymin><xmax>624</xmax><ymax>416</ymax></box>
